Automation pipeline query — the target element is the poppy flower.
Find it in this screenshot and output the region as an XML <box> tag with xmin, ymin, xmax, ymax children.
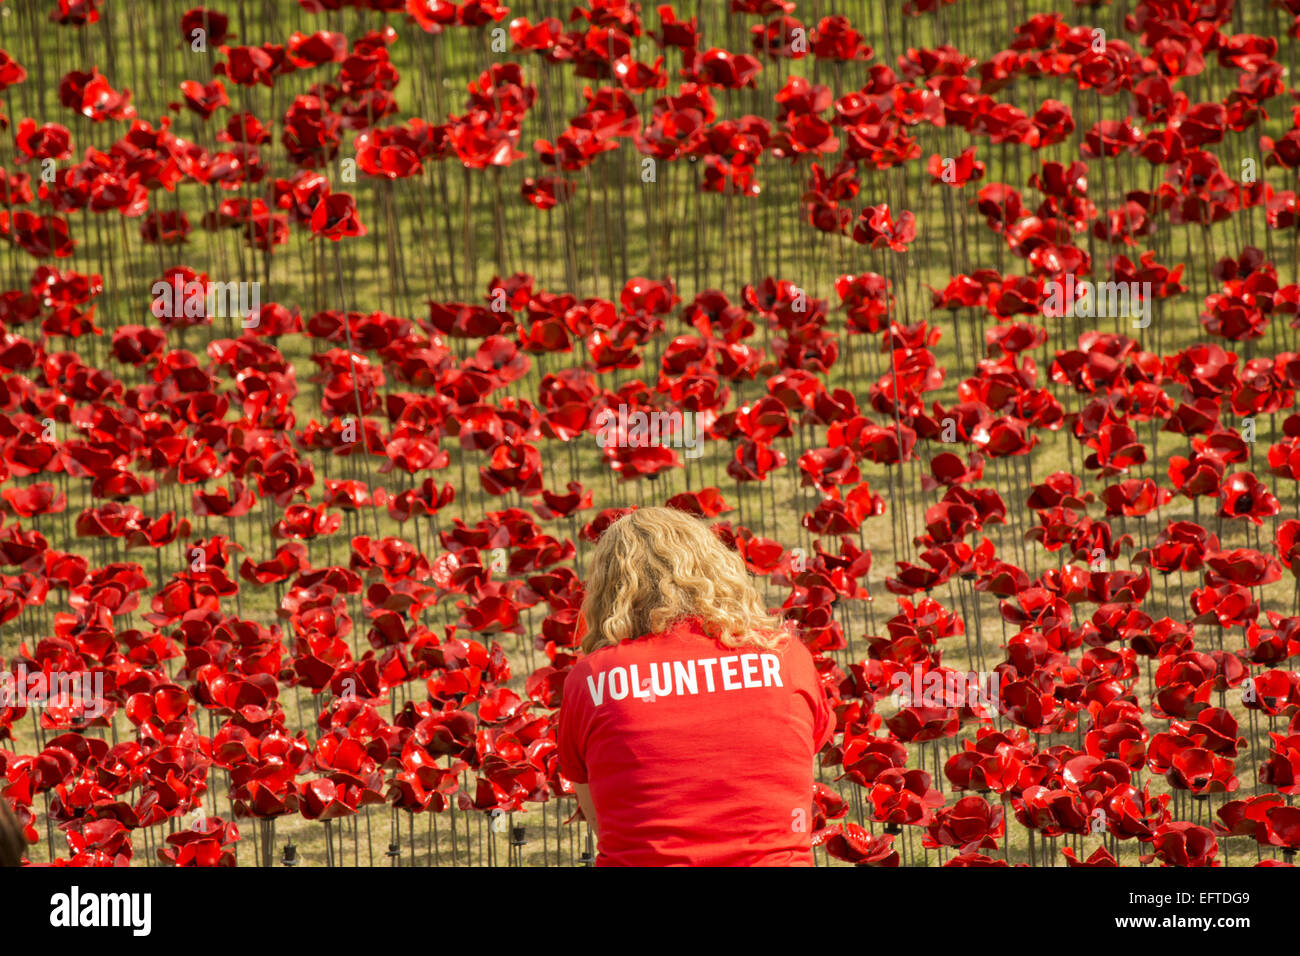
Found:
<box><xmin>0</xmin><ymin>211</ymin><xmax>77</xmax><ymax>258</ymax></box>
<box><xmin>1140</xmin><ymin>822</ymin><xmax>1219</xmax><ymax>867</ymax></box>
<box><xmin>815</xmin><ymin>823</ymin><xmax>899</xmax><ymax>866</ymax></box>
<box><xmin>852</xmin><ymin>204</ymin><xmax>916</xmax><ymax>251</ymax></box>
<box><xmin>810</xmin><ymin>15</ymin><xmax>872</xmax><ymax>61</ymax></box>
<box><xmin>179</xmin><ymin>80</ymin><xmax>228</xmax><ymax>119</ymax></box>
<box><xmin>928</xmin><ymin>146</ymin><xmax>984</xmax><ymax>187</ymax></box>
<box><xmin>180</xmin><ymin>7</ymin><xmax>230</xmax><ymax>44</ymax></box>
<box><xmin>685</xmin><ymin>48</ymin><xmax>763</xmax><ymax>89</ymax></box>
<box><xmin>307</xmin><ymin>192</ymin><xmax>365</xmax><ymax>241</ymax></box>
<box><xmin>1190</xmin><ymin>584</ymin><xmax>1258</xmax><ymax>629</ymax></box>
<box><xmin>521</xmin><ymin>176</ymin><xmax>576</xmax><ymax>209</ymax></box>
<box><xmin>58</xmin><ymin>68</ymin><xmax>135</xmax><ymax>121</ymax></box>
<box><xmin>14</xmin><ymin>121</ymin><xmax>72</xmax><ymax>163</ymax></box>
<box><xmin>0</xmin><ymin>50</ymin><xmax>27</xmax><ymax>91</ymax></box>
<box><xmin>1100</xmin><ymin>478</ymin><xmax>1170</xmax><ymax>516</ymax></box>
<box><xmin>1218</xmin><ymin>471</ymin><xmax>1280</xmax><ymax>523</ymax></box>
<box><xmin>923</xmin><ymin>795</ymin><xmax>1004</xmax><ymax>852</ymax></box>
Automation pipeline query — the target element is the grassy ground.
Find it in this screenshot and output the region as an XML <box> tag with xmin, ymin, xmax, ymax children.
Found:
<box><xmin>2</xmin><ymin>0</ymin><xmax>1299</xmax><ymax>865</ymax></box>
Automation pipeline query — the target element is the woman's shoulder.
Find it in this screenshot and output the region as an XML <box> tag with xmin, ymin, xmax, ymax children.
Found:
<box><xmin>773</xmin><ymin>632</ymin><xmax>820</xmax><ymax>680</ymax></box>
<box><xmin>562</xmin><ymin>638</ymin><xmax>629</xmax><ymax>680</ymax></box>
<box><xmin>693</xmin><ymin>620</ymin><xmax>814</xmax><ymax>668</ymax></box>
<box><xmin>573</xmin><ymin>616</ymin><xmax>804</xmax><ymax>659</ymax></box>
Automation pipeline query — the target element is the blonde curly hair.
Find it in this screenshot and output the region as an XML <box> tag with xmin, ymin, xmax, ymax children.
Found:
<box><xmin>579</xmin><ymin>507</ymin><xmax>789</xmax><ymax>654</ymax></box>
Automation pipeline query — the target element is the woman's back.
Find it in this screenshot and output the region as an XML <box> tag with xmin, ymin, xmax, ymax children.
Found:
<box><xmin>559</xmin><ymin>616</ymin><xmax>834</xmax><ymax>866</ymax></box>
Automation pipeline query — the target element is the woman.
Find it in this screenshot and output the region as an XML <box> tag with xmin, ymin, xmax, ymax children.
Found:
<box><xmin>558</xmin><ymin>507</ymin><xmax>834</xmax><ymax>866</ymax></box>
<box><xmin>0</xmin><ymin>797</ymin><xmax>24</xmax><ymax>867</ymax></box>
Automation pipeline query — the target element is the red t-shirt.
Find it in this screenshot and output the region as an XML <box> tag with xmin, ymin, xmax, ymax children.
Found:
<box><xmin>557</xmin><ymin>616</ymin><xmax>834</xmax><ymax>866</ymax></box>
